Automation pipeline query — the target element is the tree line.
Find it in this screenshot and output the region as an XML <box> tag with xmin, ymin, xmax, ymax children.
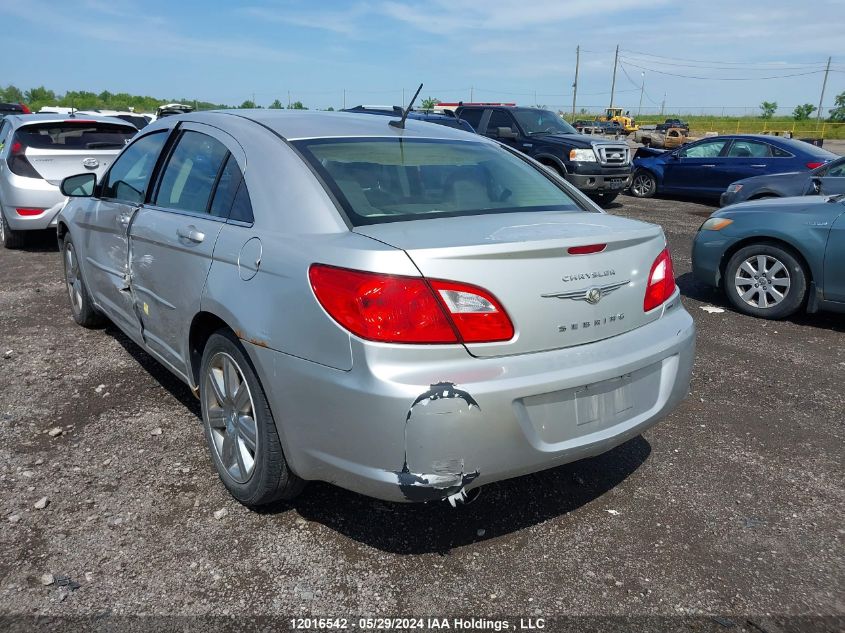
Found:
<box><xmin>0</xmin><ymin>85</ymin><xmax>323</xmax><ymax>113</ymax></box>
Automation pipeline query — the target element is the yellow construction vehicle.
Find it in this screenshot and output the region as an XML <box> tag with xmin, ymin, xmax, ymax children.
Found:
<box><xmin>598</xmin><ymin>107</ymin><xmax>639</xmax><ymax>134</ymax></box>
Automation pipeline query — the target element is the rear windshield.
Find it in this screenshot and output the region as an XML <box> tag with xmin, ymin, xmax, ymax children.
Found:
<box><xmin>15</xmin><ymin>122</ymin><xmax>136</xmax><ymax>150</ymax></box>
<box><xmin>294</xmin><ymin>138</ymin><xmax>584</xmax><ymax>226</ymax></box>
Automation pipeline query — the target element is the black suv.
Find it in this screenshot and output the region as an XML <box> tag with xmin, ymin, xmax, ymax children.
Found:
<box><xmin>656</xmin><ymin>118</ymin><xmax>689</xmax><ymax>132</ymax></box>
<box><xmin>455</xmin><ymin>105</ymin><xmax>632</xmax><ymax>206</ymax></box>
<box><xmin>342</xmin><ymin>106</ymin><xmax>476</xmax><ymax>133</ymax></box>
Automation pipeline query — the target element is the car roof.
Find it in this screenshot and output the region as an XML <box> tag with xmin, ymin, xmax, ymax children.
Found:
<box><xmin>717</xmin><ymin>134</ymin><xmax>834</xmax><ymax>154</ymax></box>
<box><xmin>3</xmin><ymin>113</ymin><xmax>138</xmax><ymax>129</ymax></box>
<box><xmin>168</xmin><ymin>110</ymin><xmax>479</xmax><ymax>141</ymax></box>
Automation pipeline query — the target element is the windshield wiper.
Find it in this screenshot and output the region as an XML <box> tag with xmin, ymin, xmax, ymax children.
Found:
<box><xmin>826</xmin><ymin>193</ymin><xmax>845</xmax><ymax>202</ymax></box>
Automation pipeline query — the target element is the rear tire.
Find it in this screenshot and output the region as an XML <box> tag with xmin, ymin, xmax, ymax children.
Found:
<box><xmin>723</xmin><ymin>243</ymin><xmax>807</xmax><ymax>320</ymax></box>
<box><xmin>629</xmin><ymin>169</ymin><xmax>657</xmax><ymax>198</ymax></box>
<box><xmin>0</xmin><ymin>209</ymin><xmax>26</xmax><ymax>249</ymax></box>
<box><xmin>199</xmin><ymin>330</ymin><xmax>305</xmax><ymax>507</ymax></box>
<box><xmin>62</xmin><ymin>234</ymin><xmax>105</xmax><ymax>327</ymax></box>
<box><xmin>587</xmin><ymin>192</ymin><xmax>619</xmax><ymax>207</ymax></box>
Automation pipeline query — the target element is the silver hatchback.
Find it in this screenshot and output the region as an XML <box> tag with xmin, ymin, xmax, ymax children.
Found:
<box><xmin>57</xmin><ymin>110</ymin><xmax>695</xmax><ymax>506</ymax></box>
<box><xmin>0</xmin><ymin>114</ymin><xmax>137</xmax><ymax>248</ymax></box>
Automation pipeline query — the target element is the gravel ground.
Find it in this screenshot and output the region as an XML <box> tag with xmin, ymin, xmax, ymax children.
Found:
<box><xmin>0</xmin><ymin>193</ymin><xmax>843</xmax><ymax>632</ymax></box>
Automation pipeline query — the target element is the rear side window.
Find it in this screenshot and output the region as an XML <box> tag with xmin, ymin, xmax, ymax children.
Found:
<box><xmin>155</xmin><ymin>131</ymin><xmax>229</xmax><ymax>214</ymax></box>
<box><xmin>208</xmin><ymin>154</ymin><xmax>254</xmax><ymax>223</ymax></box>
<box><xmin>102</xmin><ymin>131</ymin><xmax>168</xmax><ymax>203</ymax></box>
<box><xmin>294</xmin><ymin>137</ymin><xmax>583</xmax><ymax>226</ymax></box>
<box><xmin>15</xmin><ymin>122</ymin><xmax>135</xmax><ymax>150</ymax></box>
<box><xmin>727</xmin><ymin>140</ymin><xmax>772</xmax><ymax>158</ymax></box>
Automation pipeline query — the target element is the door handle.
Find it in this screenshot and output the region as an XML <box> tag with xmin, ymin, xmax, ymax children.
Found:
<box><xmin>177</xmin><ymin>225</ymin><xmax>205</xmax><ymax>243</ymax></box>
<box><xmin>751</xmin><ymin>164</ymin><xmax>766</xmax><ymax>168</ymax></box>
<box><xmin>701</xmin><ymin>164</ymin><xmax>716</xmax><ymax>168</ymax></box>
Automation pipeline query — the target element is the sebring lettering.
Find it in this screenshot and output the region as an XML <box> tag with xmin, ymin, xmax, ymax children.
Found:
<box><xmin>558</xmin><ymin>313</ymin><xmax>624</xmax><ymax>333</ymax></box>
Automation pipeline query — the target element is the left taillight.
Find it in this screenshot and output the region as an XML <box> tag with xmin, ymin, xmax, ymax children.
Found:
<box><xmin>308</xmin><ymin>264</ymin><xmax>514</xmax><ymax>344</ymax></box>
<box><xmin>643</xmin><ymin>248</ymin><xmax>676</xmax><ymax>312</ymax></box>
<box><xmin>7</xmin><ymin>139</ymin><xmax>41</xmax><ymax>179</ymax></box>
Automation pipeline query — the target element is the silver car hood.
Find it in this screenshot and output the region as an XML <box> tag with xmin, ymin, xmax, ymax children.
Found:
<box><xmin>354</xmin><ymin>212</ymin><xmax>667</xmax><ymax>357</ymax></box>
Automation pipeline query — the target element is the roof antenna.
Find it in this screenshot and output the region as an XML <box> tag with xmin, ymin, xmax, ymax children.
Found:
<box><xmin>390</xmin><ymin>83</ymin><xmax>423</xmax><ymax>130</ymax></box>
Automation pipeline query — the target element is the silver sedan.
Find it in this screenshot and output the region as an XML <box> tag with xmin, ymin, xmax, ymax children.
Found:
<box><xmin>57</xmin><ymin>110</ymin><xmax>695</xmax><ymax>506</ymax></box>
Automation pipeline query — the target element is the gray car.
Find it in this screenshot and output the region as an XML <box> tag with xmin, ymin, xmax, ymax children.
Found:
<box><xmin>720</xmin><ymin>155</ymin><xmax>845</xmax><ymax>207</ymax></box>
<box><xmin>56</xmin><ymin>110</ymin><xmax>695</xmax><ymax>506</ymax></box>
<box><xmin>0</xmin><ymin>114</ymin><xmax>137</xmax><ymax>248</ymax></box>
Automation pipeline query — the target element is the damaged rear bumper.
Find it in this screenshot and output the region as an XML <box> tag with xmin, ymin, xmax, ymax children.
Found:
<box><xmin>244</xmin><ymin>299</ymin><xmax>695</xmax><ymax>503</ymax></box>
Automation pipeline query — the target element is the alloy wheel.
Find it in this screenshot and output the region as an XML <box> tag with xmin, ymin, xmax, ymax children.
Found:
<box><xmin>734</xmin><ymin>254</ymin><xmax>791</xmax><ymax>309</ymax></box>
<box><xmin>204</xmin><ymin>352</ymin><xmax>258</xmax><ymax>484</ymax></box>
<box><xmin>64</xmin><ymin>243</ymin><xmax>84</xmax><ymax>316</ymax></box>
<box><xmin>631</xmin><ymin>173</ymin><xmax>655</xmax><ymax>197</ymax></box>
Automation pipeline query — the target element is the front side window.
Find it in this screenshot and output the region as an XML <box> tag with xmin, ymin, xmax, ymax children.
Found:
<box><xmin>101</xmin><ymin>131</ymin><xmax>168</xmax><ymax>203</ymax></box>
<box><xmin>825</xmin><ymin>158</ymin><xmax>845</xmax><ymax>177</ymax></box>
<box><xmin>457</xmin><ymin>109</ymin><xmax>482</xmax><ymax>130</ymax></box>
<box><xmin>294</xmin><ymin>137</ymin><xmax>584</xmax><ymax>226</ymax></box>
<box><xmin>679</xmin><ymin>139</ymin><xmax>728</xmax><ymax>158</ymax></box>
<box><xmin>512</xmin><ymin>109</ymin><xmax>577</xmax><ymax>136</ymax></box>
<box><xmin>155</xmin><ymin>131</ymin><xmax>229</xmax><ymax>214</ymax></box>
<box><xmin>485</xmin><ymin>111</ymin><xmax>516</xmax><ymax>136</ymax></box>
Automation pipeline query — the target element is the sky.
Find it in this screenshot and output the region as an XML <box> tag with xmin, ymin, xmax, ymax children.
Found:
<box><xmin>2</xmin><ymin>0</ymin><xmax>844</xmax><ymax>116</ymax></box>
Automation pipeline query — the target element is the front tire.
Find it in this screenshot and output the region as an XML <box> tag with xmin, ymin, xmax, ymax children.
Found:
<box><xmin>629</xmin><ymin>169</ymin><xmax>657</xmax><ymax>198</ymax></box>
<box><xmin>199</xmin><ymin>330</ymin><xmax>304</xmax><ymax>507</ymax></box>
<box><xmin>724</xmin><ymin>244</ymin><xmax>807</xmax><ymax>320</ymax></box>
<box><xmin>62</xmin><ymin>234</ymin><xmax>105</xmax><ymax>327</ymax></box>
<box><xmin>1</xmin><ymin>209</ymin><xmax>26</xmax><ymax>249</ymax></box>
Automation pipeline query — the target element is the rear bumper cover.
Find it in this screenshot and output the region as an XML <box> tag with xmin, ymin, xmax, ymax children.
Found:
<box><xmin>246</xmin><ymin>298</ymin><xmax>696</xmax><ymax>502</ymax></box>
<box><xmin>1</xmin><ymin>175</ymin><xmax>65</xmax><ymax>231</ymax></box>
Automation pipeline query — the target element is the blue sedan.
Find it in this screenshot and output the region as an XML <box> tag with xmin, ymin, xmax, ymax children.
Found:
<box><xmin>692</xmin><ymin>194</ymin><xmax>845</xmax><ymax>319</ymax></box>
<box><xmin>629</xmin><ymin>135</ymin><xmax>837</xmax><ymax>200</ymax></box>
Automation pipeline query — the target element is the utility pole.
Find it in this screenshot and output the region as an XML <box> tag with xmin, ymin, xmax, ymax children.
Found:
<box><xmin>637</xmin><ymin>72</ymin><xmax>645</xmax><ymax>117</ymax></box>
<box><xmin>660</xmin><ymin>92</ymin><xmax>666</xmax><ymax>117</ymax></box>
<box><xmin>817</xmin><ymin>56</ymin><xmax>831</xmax><ymax>123</ymax></box>
<box><xmin>402</xmin><ymin>88</ymin><xmax>405</xmax><ymax>108</ymax></box>
<box><xmin>572</xmin><ymin>45</ymin><xmax>580</xmax><ymax>117</ymax></box>
<box><xmin>470</xmin><ymin>86</ymin><xmax>474</xmax><ymax>102</ymax></box>
<box><xmin>343</xmin><ymin>89</ymin><xmax>346</xmax><ymax>110</ymax></box>
<box><xmin>608</xmin><ymin>44</ymin><xmax>619</xmax><ymax>111</ymax></box>
<box><xmin>287</xmin><ymin>90</ymin><xmax>291</xmax><ymax>109</ymax></box>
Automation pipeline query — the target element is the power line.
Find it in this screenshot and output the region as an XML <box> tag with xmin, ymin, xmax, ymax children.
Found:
<box><xmin>620</xmin><ymin>48</ymin><xmax>830</xmax><ymax>67</ymax></box>
<box><xmin>620</xmin><ymin>56</ymin><xmax>828</xmax><ymax>72</ymax></box>
<box><xmin>619</xmin><ymin>59</ymin><xmax>827</xmax><ymax>81</ymax></box>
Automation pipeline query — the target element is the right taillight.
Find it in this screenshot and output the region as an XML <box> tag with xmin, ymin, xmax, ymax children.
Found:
<box><xmin>806</xmin><ymin>161</ymin><xmax>825</xmax><ymax>170</ymax></box>
<box><xmin>643</xmin><ymin>248</ymin><xmax>676</xmax><ymax>312</ymax></box>
<box><xmin>308</xmin><ymin>264</ymin><xmax>513</xmax><ymax>344</ymax></box>
<box><xmin>7</xmin><ymin>140</ymin><xmax>41</xmax><ymax>179</ymax></box>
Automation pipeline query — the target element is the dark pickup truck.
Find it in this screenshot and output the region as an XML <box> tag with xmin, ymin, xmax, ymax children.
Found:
<box><xmin>455</xmin><ymin>105</ymin><xmax>632</xmax><ymax>206</ymax></box>
<box><xmin>656</xmin><ymin>118</ymin><xmax>690</xmax><ymax>132</ymax></box>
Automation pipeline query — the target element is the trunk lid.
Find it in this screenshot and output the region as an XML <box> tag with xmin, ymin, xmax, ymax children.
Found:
<box><xmin>354</xmin><ymin>211</ymin><xmax>668</xmax><ymax>357</ymax></box>
<box><xmin>15</xmin><ymin>121</ymin><xmax>136</xmax><ymax>185</ymax></box>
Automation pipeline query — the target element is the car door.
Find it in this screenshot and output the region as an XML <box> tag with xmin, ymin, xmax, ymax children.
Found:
<box><xmin>822</xmin><ymin>204</ymin><xmax>845</xmax><ymax>302</ymax></box>
<box><xmin>717</xmin><ymin>139</ymin><xmax>781</xmax><ymax>189</ymax></box>
<box><xmin>127</xmin><ymin>123</ymin><xmax>242</xmax><ymax>378</ymax></box>
<box><xmin>816</xmin><ymin>158</ymin><xmax>845</xmax><ymax>196</ymax></box>
<box><xmin>79</xmin><ymin>129</ymin><xmax>170</xmax><ymax>338</ymax></box>
<box><xmin>662</xmin><ymin>138</ymin><xmax>730</xmax><ymax>195</ymax></box>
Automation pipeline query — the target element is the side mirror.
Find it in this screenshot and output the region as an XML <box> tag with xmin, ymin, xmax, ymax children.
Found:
<box><xmin>61</xmin><ymin>173</ymin><xmax>97</xmax><ymax>197</ymax></box>
<box><xmin>669</xmin><ymin>152</ymin><xmax>680</xmax><ymax>161</ymax></box>
<box><xmin>496</xmin><ymin>127</ymin><xmax>519</xmax><ymax>139</ymax></box>
<box><xmin>811</xmin><ymin>177</ymin><xmax>822</xmax><ymax>195</ymax></box>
